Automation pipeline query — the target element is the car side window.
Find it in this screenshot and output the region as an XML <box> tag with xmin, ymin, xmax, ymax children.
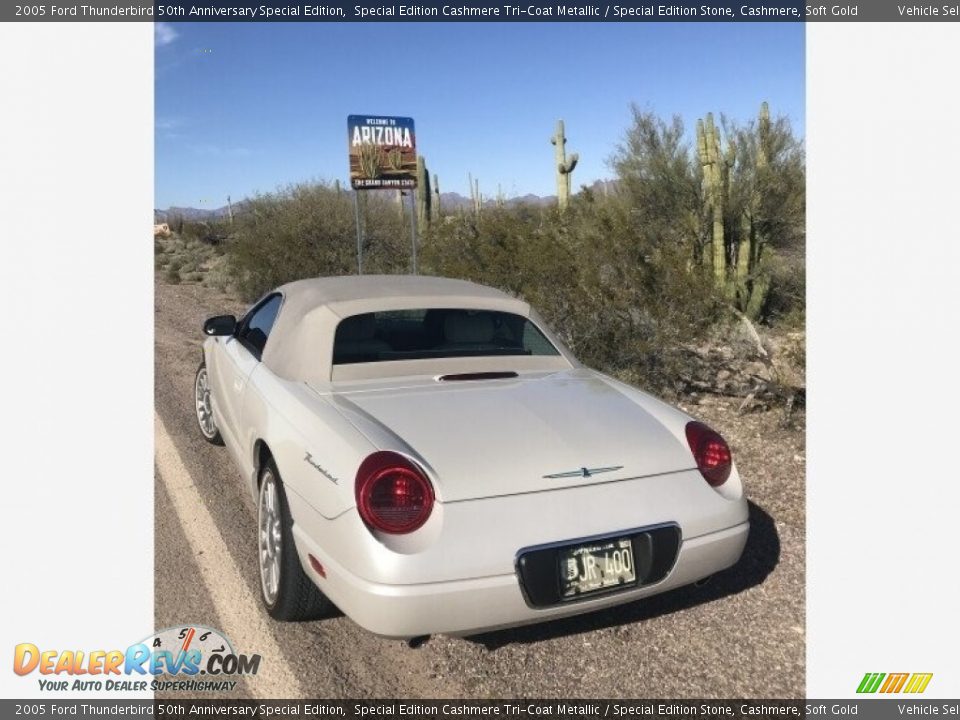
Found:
<box><xmin>237</xmin><ymin>293</ymin><xmax>282</xmax><ymax>359</ymax></box>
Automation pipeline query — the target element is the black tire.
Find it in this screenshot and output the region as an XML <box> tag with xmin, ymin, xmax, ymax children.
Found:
<box><xmin>258</xmin><ymin>458</ymin><xmax>333</xmax><ymax>621</ymax></box>
<box><xmin>194</xmin><ymin>362</ymin><xmax>224</xmax><ymax>446</ymax></box>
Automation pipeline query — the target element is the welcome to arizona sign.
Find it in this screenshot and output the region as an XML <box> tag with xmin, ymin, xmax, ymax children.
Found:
<box><xmin>348</xmin><ymin>115</ymin><xmax>417</xmax><ymax>190</ymax></box>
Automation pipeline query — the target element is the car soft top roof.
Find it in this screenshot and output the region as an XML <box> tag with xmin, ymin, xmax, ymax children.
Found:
<box><xmin>274</xmin><ymin>274</ymin><xmax>522</xmax><ymax>308</ymax></box>
<box><xmin>261</xmin><ymin>275</ymin><xmax>570</xmax><ymax>386</ymax></box>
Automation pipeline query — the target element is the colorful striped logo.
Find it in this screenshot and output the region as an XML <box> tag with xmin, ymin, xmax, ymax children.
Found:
<box><xmin>857</xmin><ymin>672</ymin><xmax>933</xmax><ymax>694</ymax></box>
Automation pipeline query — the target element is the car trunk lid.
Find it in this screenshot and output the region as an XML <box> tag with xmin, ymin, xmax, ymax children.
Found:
<box><xmin>331</xmin><ymin>370</ymin><xmax>695</xmax><ymax>502</ymax></box>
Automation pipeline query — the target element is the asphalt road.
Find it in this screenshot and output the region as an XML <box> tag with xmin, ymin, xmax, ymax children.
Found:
<box><xmin>154</xmin><ymin>278</ymin><xmax>805</xmax><ymax>699</ymax></box>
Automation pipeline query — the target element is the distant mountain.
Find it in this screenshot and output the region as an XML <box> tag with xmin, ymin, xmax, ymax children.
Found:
<box><xmin>587</xmin><ymin>179</ymin><xmax>619</xmax><ymax>197</ymax></box>
<box><xmin>155</xmin><ymin>205</ymin><xmax>233</xmax><ymax>224</ymax></box>
<box><xmin>417</xmin><ymin>180</ymin><xmax>619</xmax><ymax>211</ymax></box>
<box><xmin>507</xmin><ymin>193</ymin><xmax>557</xmax><ymax>207</ymax></box>
<box><xmin>154</xmin><ymin>181</ymin><xmax>619</xmax><ymax>222</ymax></box>
<box><xmin>437</xmin><ymin>192</ymin><xmax>557</xmax><ymax>211</ymax></box>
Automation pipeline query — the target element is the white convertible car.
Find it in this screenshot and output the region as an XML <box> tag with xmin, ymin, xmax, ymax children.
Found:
<box><xmin>195</xmin><ymin>275</ymin><xmax>748</xmax><ymax>639</ymax></box>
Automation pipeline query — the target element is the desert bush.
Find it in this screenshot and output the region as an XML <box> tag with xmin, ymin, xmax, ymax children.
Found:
<box><xmin>182</xmin><ymin>219</ymin><xmax>231</xmax><ymax>245</ymax></box>
<box><xmin>164</xmin><ymin>258</ymin><xmax>183</xmax><ymax>284</ymax></box>
<box><xmin>226</xmin><ymin>183</ymin><xmax>409</xmax><ymax>301</ymax></box>
<box><xmin>202</xmin><ymin>259</ymin><xmax>232</xmax><ymax>292</ymax></box>
<box><xmin>762</xmin><ymin>248</ymin><xmax>805</xmax><ymax>328</ymax></box>
<box><xmin>166</xmin><ymin>213</ymin><xmax>185</xmax><ymax>235</ymax></box>
<box><xmin>421</xmin><ymin>195</ymin><xmax>720</xmax><ymax>392</ymax></box>
<box><xmin>155</xmin><ymin>227</ymin><xmax>224</xmax><ymax>284</ymax></box>
<box><xmin>610</xmin><ymin>104</ymin><xmax>804</xmax><ymax>321</ymax></box>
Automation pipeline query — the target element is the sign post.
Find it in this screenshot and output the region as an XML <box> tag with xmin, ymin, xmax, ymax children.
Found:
<box><xmin>347</xmin><ymin>114</ymin><xmax>419</xmax><ymax>275</ymax></box>
<box><xmin>353</xmin><ymin>190</ymin><xmax>363</xmax><ymax>275</ymax></box>
<box><xmin>409</xmin><ymin>191</ymin><xmax>418</xmax><ymax>275</ymax></box>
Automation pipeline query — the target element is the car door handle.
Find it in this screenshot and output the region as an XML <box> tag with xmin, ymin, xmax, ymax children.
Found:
<box><xmin>233</xmin><ymin>376</ymin><xmax>244</xmax><ymax>392</ymax></box>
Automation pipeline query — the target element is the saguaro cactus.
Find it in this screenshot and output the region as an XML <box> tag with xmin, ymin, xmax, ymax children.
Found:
<box><xmin>468</xmin><ymin>173</ymin><xmax>482</xmax><ymax>216</ymax></box>
<box><xmin>432</xmin><ymin>173</ymin><xmax>441</xmax><ymax>220</ymax></box>
<box><xmin>697</xmin><ymin>103</ymin><xmax>775</xmax><ymax>319</ymax></box>
<box><xmin>551</xmin><ymin>119</ymin><xmax>579</xmax><ymax>211</ymax></box>
<box><xmin>757</xmin><ymin>100</ymin><xmax>770</xmax><ymax>169</ymax></box>
<box><xmin>416</xmin><ymin>156</ymin><xmax>431</xmax><ymax>228</ymax></box>
<box><xmin>697</xmin><ymin>112</ymin><xmax>729</xmax><ymax>289</ymax></box>
<box><xmin>737</xmin><ymin>102</ymin><xmax>772</xmax><ymax>318</ymax></box>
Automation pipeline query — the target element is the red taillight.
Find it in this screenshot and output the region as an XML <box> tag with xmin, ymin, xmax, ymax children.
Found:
<box><xmin>355</xmin><ymin>451</ymin><xmax>434</xmax><ymax>534</ymax></box>
<box><xmin>685</xmin><ymin>421</ymin><xmax>732</xmax><ymax>487</ymax></box>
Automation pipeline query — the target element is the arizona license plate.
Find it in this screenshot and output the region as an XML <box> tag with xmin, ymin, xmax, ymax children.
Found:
<box><xmin>558</xmin><ymin>537</ymin><xmax>636</xmax><ymax>599</ymax></box>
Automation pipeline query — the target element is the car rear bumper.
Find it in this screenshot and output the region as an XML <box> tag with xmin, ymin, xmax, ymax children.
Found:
<box><xmin>293</xmin><ymin>520</ymin><xmax>749</xmax><ymax>639</ymax></box>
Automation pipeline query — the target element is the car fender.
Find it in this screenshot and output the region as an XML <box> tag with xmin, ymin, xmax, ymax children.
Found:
<box><xmin>242</xmin><ymin>365</ymin><xmax>376</xmax><ymax>520</ymax></box>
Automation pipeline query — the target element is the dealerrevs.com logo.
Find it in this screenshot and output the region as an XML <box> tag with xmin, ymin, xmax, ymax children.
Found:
<box><xmin>13</xmin><ymin>626</ymin><xmax>260</xmax><ymax>693</ymax></box>
<box><xmin>857</xmin><ymin>672</ymin><xmax>934</xmax><ymax>694</ymax></box>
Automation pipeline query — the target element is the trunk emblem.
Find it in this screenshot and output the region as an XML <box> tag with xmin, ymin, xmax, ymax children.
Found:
<box><xmin>543</xmin><ymin>465</ymin><xmax>623</xmax><ymax>479</ymax></box>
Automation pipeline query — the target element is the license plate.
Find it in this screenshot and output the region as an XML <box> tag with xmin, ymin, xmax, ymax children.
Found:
<box><xmin>558</xmin><ymin>537</ymin><xmax>636</xmax><ymax>599</ymax></box>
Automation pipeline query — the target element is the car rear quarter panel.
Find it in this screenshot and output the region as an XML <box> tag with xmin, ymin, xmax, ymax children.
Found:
<box><xmin>243</xmin><ymin>367</ymin><xmax>374</xmax><ymax>520</ymax></box>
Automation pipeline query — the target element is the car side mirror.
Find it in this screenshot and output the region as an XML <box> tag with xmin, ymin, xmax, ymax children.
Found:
<box><xmin>203</xmin><ymin>314</ymin><xmax>237</xmax><ymax>336</ymax></box>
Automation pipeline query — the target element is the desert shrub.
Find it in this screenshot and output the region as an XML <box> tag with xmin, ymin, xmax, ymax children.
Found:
<box><xmin>182</xmin><ymin>219</ymin><xmax>231</xmax><ymax>245</ymax></box>
<box><xmin>610</xmin><ymin>104</ymin><xmax>805</xmax><ymax>322</ymax></box>
<box><xmin>421</xmin><ymin>195</ymin><xmax>720</xmax><ymax>393</ymax></box>
<box><xmin>168</xmin><ymin>213</ymin><xmax>185</xmax><ymax>235</ymax></box>
<box><xmin>226</xmin><ymin>183</ymin><xmax>409</xmax><ymax>301</ymax></box>
<box><xmin>202</xmin><ymin>259</ymin><xmax>232</xmax><ymax>292</ymax></box>
<box><xmin>763</xmin><ymin>248</ymin><xmax>805</xmax><ymax>328</ymax></box>
<box><xmin>155</xmin><ymin>228</ymin><xmax>223</xmax><ymax>283</ymax></box>
<box><xmin>164</xmin><ymin>259</ymin><xmax>183</xmax><ymax>284</ymax></box>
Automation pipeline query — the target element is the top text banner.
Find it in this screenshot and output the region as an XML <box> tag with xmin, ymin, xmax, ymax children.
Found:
<box><xmin>5</xmin><ymin>0</ymin><xmax>960</xmax><ymax>21</ymax></box>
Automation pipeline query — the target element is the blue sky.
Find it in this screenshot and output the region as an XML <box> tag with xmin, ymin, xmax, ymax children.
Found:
<box><xmin>155</xmin><ymin>22</ymin><xmax>804</xmax><ymax>209</ymax></box>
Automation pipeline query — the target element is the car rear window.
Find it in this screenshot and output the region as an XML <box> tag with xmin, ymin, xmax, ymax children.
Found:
<box><xmin>332</xmin><ymin>308</ymin><xmax>560</xmax><ymax>365</ymax></box>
